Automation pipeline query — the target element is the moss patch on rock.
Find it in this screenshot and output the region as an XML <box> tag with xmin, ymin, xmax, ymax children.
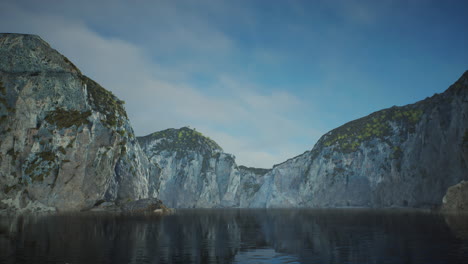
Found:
<box><xmin>81</xmin><ymin>75</ymin><xmax>127</xmax><ymax>128</ymax></box>
<box><xmin>3</xmin><ymin>184</ymin><xmax>17</xmax><ymax>194</ymax></box>
<box><xmin>0</xmin><ymin>80</ymin><xmax>16</xmax><ymax>126</ymax></box>
<box><xmin>0</xmin><ymin>80</ymin><xmax>11</xmax><ymax>114</ymax></box>
<box><xmin>45</xmin><ymin>108</ymin><xmax>91</xmax><ymax>129</ymax></box>
<box><xmin>6</xmin><ymin>148</ymin><xmax>20</xmax><ymax>167</ymax></box>
<box><xmin>62</xmin><ymin>55</ymin><xmax>81</xmax><ymax>73</ymax></box>
<box><xmin>390</xmin><ymin>146</ymin><xmax>403</xmax><ymax>159</ymax></box>
<box><xmin>319</xmin><ymin>105</ymin><xmax>423</xmax><ymax>153</ymax></box>
<box><xmin>37</xmin><ymin>151</ymin><xmax>55</xmax><ymax>162</ymax></box>
<box><xmin>58</xmin><ymin>146</ymin><xmax>66</xmax><ymax>155</ymax></box>
<box><xmin>0</xmin><ymin>80</ymin><xmax>6</xmax><ymax>96</ymax></box>
<box><xmin>23</xmin><ymin>151</ymin><xmax>57</xmax><ymax>182</ymax></box>
<box><xmin>0</xmin><ymin>115</ymin><xmax>7</xmax><ymax>124</ymax></box>
<box><xmin>6</xmin><ymin>148</ymin><xmax>17</xmax><ymax>159</ymax></box>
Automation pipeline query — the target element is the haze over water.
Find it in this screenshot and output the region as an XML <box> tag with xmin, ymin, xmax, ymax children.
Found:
<box><xmin>1</xmin><ymin>209</ymin><xmax>468</xmax><ymax>264</ymax></box>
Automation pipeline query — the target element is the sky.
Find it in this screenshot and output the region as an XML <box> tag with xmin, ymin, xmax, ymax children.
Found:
<box><xmin>1</xmin><ymin>0</ymin><xmax>467</xmax><ymax>168</ymax></box>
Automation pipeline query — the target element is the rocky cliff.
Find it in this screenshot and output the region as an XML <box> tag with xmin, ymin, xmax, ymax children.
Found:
<box><xmin>139</xmin><ymin>72</ymin><xmax>468</xmax><ymax>209</ymax></box>
<box><xmin>138</xmin><ymin>127</ymin><xmax>273</xmax><ymax>208</ymax></box>
<box><xmin>236</xmin><ymin>165</ymin><xmax>269</xmax><ymax>207</ymax></box>
<box><xmin>250</xmin><ymin>71</ymin><xmax>468</xmax><ymax>208</ymax></box>
<box><xmin>0</xmin><ymin>34</ymin><xmax>160</xmax><ymax>212</ymax></box>
<box><xmin>138</xmin><ymin>127</ymin><xmax>242</xmax><ymax>208</ymax></box>
<box><xmin>1</xmin><ymin>33</ymin><xmax>466</xmax><ymax>211</ymax></box>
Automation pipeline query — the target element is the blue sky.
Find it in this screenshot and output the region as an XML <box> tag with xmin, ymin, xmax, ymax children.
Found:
<box><xmin>1</xmin><ymin>0</ymin><xmax>467</xmax><ymax>168</ymax></box>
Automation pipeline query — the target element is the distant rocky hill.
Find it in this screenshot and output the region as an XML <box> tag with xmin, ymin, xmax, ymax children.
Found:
<box><xmin>138</xmin><ymin>127</ymin><xmax>269</xmax><ymax>208</ymax></box>
<box><xmin>0</xmin><ymin>33</ymin><xmax>160</xmax><ymax>212</ymax></box>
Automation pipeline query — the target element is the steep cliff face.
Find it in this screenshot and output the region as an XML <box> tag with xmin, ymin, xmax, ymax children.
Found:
<box><xmin>2</xmin><ymin>34</ymin><xmax>466</xmax><ymax>211</ymax></box>
<box><xmin>138</xmin><ymin>127</ymin><xmax>242</xmax><ymax>208</ymax></box>
<box><xmin>236</xmin><ymin>166</ymin><xmax>269</xmax><ymax>208</ymax></box>
<box><xmin>251</xmin><ymin>71</ymin><xmax>468</xmax><ymax>208</ymax></box>
<box><xmin>138</xmin><ymin>72</ymin><xmax>468</xmax><ymax>209</ymax></box>
<box><xmin>0</xmin><ymin>34</ymin><xmax>159</xmax><ymax>212</ymax></box>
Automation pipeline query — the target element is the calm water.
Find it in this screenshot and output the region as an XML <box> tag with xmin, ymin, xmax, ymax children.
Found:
<box><xmin>1</xmin><ymin>209</ymin><xmax>468</xmax><ymax>264</ymax></box>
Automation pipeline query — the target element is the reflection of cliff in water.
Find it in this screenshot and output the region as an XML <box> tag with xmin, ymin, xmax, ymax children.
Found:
<box><xmin>0</xmin><ymin>212</ymin><xmax>241</xmax><ymax>264</ymax></box>
<box><xmin>254</xmin><ymin>209</ymin><xmax>468</xmax><ymax>263</ymax></box>
<box><xmin>1</xmin><ymin>209</ymin><xmax>468</xmax><ymax>264</ymax></box>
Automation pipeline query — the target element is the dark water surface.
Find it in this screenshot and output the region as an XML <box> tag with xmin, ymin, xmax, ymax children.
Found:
<box><xmin>1</xmin><ymin>209</ymin><xmax>468</xmax><ymax>264</ymax></box>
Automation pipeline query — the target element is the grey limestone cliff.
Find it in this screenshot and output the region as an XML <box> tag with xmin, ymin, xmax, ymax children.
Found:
<box><xmin>250</xmin><ymin>71</ymin><xmax>468</xmax><ymax>208</ymax></box>
<box><xmin>1</xmin><ymin>33</ymin><xmax>466</xmax><ymax>211</ymax></box>
<box><xmin>138</xmin><ymin>127</ymin><xmax>274</xmax><ymax>208</ymax></box>
<box><xmin>236</xmin><ymin>166</ymin><xmax>269</xmax><ymax>207</ymax></box>
<box><xmin>0</xmin><ymin>33</ymin><xmax>160</xmax><ymax>212</ymax></box>
<box><xmin>138</xmin><ymin>127</ymin><xmax>242</xmax><ymax>208</ymax></box>
<box><xmin>138</xmin><ymin>72</ymin><xmax>468</xmax><ymax>209</ymax></box>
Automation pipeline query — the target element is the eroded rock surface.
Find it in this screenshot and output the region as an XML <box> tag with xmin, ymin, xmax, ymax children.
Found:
<box><xmin>0</xmin><ymin>34</ymin><xmax>160</xmax><ymax>212</ymax></box>
<box><xmin>250</xmin><ymin>71</ymin><xmax>468</xmax><ymax>208</ymax></box>
<box><xmin>1</xmin><ymin>33</ymin><xmax>467</xmax><ymax>211</ymax></box>
<box><xmin>138</xmin><ymin>127</ymin><xmax>242</xmax><ymax>208</ymax></box>
<box><xmin>139</xmin><ymin>71</ymin><xmax>468</xmax><ymax>209</ymax></box>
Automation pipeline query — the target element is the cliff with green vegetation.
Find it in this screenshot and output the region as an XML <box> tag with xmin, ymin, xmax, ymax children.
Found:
<box><xmin>1</xmin><ymin>33</ymin><xmax>467</xmax><ymax>211</ymax></box>
<box><xmin>0</xmin><ymin>34</ymin><xmax>161</xmax><ymax>212</ymax></box>
<box><xmin>250</xmin><ymin>71</ymin><xmax>468</xmax><ymax>208</ymax></box>
<box><xmin>137</xmin><ymin>127</ymin><xmax>273</xmax><ymax>208</ymax></box>
<box><xmin>138</xmin><ymin>127</ymin><xmax>222</xmax><ymax>154</ymax></box>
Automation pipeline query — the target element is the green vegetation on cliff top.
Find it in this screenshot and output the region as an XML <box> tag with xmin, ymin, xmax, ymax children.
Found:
<box><xmin>306</xmin><ymin>73</ymin><xmax>467</xmax><ymax>157</ymax></box>
<box><xmin>140</xmin><ymin>127</ymin><xmax>222</xmax><ymax>153</ymax></box>
<box><xmin>81</xmin><ymin>75</ymin><xmax>127</xmax><ymax>128</ymax></box>
<box><xmin>319</xmin><ymin>106</ymin><xmax>423</xmax><ymax>153</ymax></box>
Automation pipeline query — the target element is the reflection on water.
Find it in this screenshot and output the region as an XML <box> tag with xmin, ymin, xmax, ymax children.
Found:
<box><xmin>1</xmin><ymin>209</ymin><xmax>468</xmax><ymax>264</ymax></box>
<box><xmin>234</xmin><ymin>248</ymin><xmax>299</xmax><ymax>264</ymax></box>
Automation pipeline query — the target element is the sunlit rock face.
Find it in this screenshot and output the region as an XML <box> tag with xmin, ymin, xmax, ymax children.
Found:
<box><xmin>250</xmin><ymin>71</ymin><xmax>468</xmax><ymax>208</ymax></box>
<box><xmin>138</xmin><ymin>127</ymin><xmax>273</xmax><ymax>208</ymax></box>
<box><xmin>0</xmin><ymin>34</ymin><xmax>159</xmax><ymax>212</ymax></box>
<box><xmin>138</xmin><ymin>127</ymin><xmax>241</xmax><ymax>208</ymax></box>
